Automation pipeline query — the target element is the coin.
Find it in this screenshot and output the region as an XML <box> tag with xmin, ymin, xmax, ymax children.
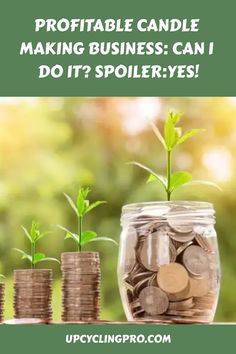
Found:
<box><xmin>132</xmin><ymin>271</ymin><xmax>153</xmax><ymax>284</ymax></box>
<box><xmin>0</xmin><ymin>283</ymin><xmax>4</xmax><ymax>322</ymax></box>
<box><xmin>157</xmin><ymin>263</ymin><xmax>189</xmax><ymax>294</ymax></box>
<box><xmin>139</xmin><ymin>286</ymin><xmax>169</xmax><ymax>315</ymax></box>
<box><xmin>13</xmin><ymin>270</ymin><xmax>52</xmax><ymax>322</ymax></box>
<box><xmin>176</xmin><ymin>241</ymin><xmax>193</xmax><ymax>256</ymax></box>
<box><xmin>140</xmin><ymin>231</ymin><xmax>171</xmax><ymax>271</ymax></box>
<box><xmin>148</xmin><ymin>273</ymin><xmax>158</xmax><ymax>286</ymax></box>
<box><xmin>122</xmin><ymin>227</ymin><xmax>137</xmax><ymax>273</ymax></box>
<box><xmin>193</xmin><ymin>294</ymin><xmax>216</xmax><ymax>310</ymax></box>
<box><xmin>188</xmin><ymin>276</ymin><xmax>210</xmax><ymax>297</ymax></box>
<box><xmin>168</xmin><ymin>231</ymin><xmax>195</xmax><ymax>243</ymax></box>
<box><xmin>61</xmin><ymin>252</ymin><xmax>101</xmax><ymax>322</ymax></box>
<box><xmin>195</xmin><ymin>235</ymin><xmax>215</xmax><ymax>253</ymax></box>
<box><xmin>133</xmin><ymin>277</ymin><xmax>151</xmax><ymax>297</ymax></box>
<box><xmin>166</xmin><ymin>309</ymin><xmax>194</xmax><ymax>317</ymax></box>
<box><xmin>168</xmin><ymin>297</ymin><xmax>194</xmax><ymax>311</ymax></box>
<box><xmin>168</xmin><ymin>219</ymin><xmax>193</xmax><ymax>234</ymax></box>
<box><xmin>183</xmin><ymin>245</ymin><xmax>209</xmax><ymax>276</ymax></box>
<box><xmin>4</xmin><ymin>318</ymin><xmax>46</xmax><ymax>325</ymax></box>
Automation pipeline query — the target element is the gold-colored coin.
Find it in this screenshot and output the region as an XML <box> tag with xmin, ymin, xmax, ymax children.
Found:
<box><xmin>157</xmin><ymin>263</ymin><xmax>189</xmax><ymax>295</ymax></box>
<box><xmin>188</xmin><ymin>276</ymin><xmax>210</xmax><ymax>297</ymax></box>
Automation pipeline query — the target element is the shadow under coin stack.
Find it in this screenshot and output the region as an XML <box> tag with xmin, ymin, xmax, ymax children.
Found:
<box><xmin>0</xmin><ymin>282</ymin><xmax>4</xmax><ymax>322</ymax></box>
<box><xmin>121</xmin><ymin>204</ymin><xmax>220</xmax><ymax>323</ymax></box>
<box><xmin>61</xmin><ymin>252</ymin><xmax>100</xmax><ymax>322</ymax></box>
<box><xmin>14</xmin><ymin>270</ymin><xmax>52</xmax><ymax>323</ymax></box>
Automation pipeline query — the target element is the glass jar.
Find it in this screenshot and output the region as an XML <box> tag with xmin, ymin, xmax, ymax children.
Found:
<box><xmin>118</xmin><ymin>201</ymin><xmax>220</xmax><ymax>324</ymax></box>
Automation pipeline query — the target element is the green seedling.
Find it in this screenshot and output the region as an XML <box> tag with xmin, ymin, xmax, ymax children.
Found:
<box><xmin>129</xmin><ymin>111</ymin><xmax>221</xmax><ymax>200</ymax></box>
<box><xmin>13</xmin><ymin>221</ymin><xmax>60</xmax><ymax>269</ymax></box>
<box><xmin>0</xmin><ymin>274</ymin><xmax>5</xmax><ymax>280</ymax></box>
<box><xmin>57</xmin><ymin>187</ymin><xmax>118</xmax><ymax>251</ymax></box>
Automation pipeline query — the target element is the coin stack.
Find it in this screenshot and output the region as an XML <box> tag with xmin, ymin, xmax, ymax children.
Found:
<box><xmin>0</xmin><ymin>282</ymin><xmax>4</xmax><ymax>322</ymax></box>
<box><xmin>14</xmin><ymin>269</ymin><xmax>52</xmax><ymax>323</ymax></box>
<box><xmin>121</xmin><ymin>204</ymin><xmax>220</xmax><ymax>323</ymax></box>
<box><xmin>61</xmin><ymin>252</ymin><xmax>101</xmax><ymax>322</ymax></box>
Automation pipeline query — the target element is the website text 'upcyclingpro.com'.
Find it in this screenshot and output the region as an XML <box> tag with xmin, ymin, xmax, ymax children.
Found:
<box><xmin>65</xmin><ymin>333</ymin><xmax>171</xmax><ymax>344</ymax></box>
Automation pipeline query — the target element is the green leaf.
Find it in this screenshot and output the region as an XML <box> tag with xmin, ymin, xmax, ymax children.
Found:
<box><xmin>37</xmin><ymin>257</ymin><xmax>60</xmax><ymax>264</ymax></box>
<box><xmin>13</xmin><ymin>248</ymin><xmax>32</xmax><ymax>263</ymax></box>
<box><xmin>170</xmin><ymin>111</ymin><xmax>182</xmax><ymax>124</ymax></box>
<box><xmin>179</xmin><ymin>180</ymin><xmax>222</xmax><ymax>191</ymax></box>
<box><xmin>36</xmin><ymin>231</ymin><xmax>52</xmax><ymax>242</ymax></box>
<box><xmin>0</xmin><ymin>274</ymin><xmax>6</xmax><ymax>279</ymax></box>
<box><xmin>33</xmin><ymin>252</ymin><xmax>46</xmax><ymax>264</ymax></box>
<box><xmin>85</xmin><ymin>237</ymin><xmax>118</xmax><ymax>246</ymax></box>
<box><xmin>34</xmin><ymin>254</ymin><xmax>60</xmax><ymax>265</ymax></box>
<box><xmin>80</xmin><ymin>230</ymin><xmax>97</xmax><ymax>246</ymax></box>
<box><xmin>21</xmin><ymin>225</ymin><xmax>32</xmax><ymax>244</ymax></box>
<box><xmin>150</xmin><ymin>121</ymin><xmax>166</xmax><ymax>149</ymax></box>
<box><xmin>57</xmin><ymin>225</ymin><xmax>80</xmax><ymax>244</ymax></box>
<box><xmin>30</xmin><ymin>221</ymin><xmax>40</xmax><ymax>242</ymax></box>
<box><xmin>164</xmin><ymin>112</ymin><xmax>184</xmax><ymax>151</ymax></box>
<box><xmin>128</xmin><ymin>162</ymin><xmax>167</xmax><ymax>190</ymax></box>
<box><xmin>64</xmin><ymin>193</ymin><xmax>78</xmax><ymax>216</ymax></box>
<box><xmin>164</xmin><ymin>113</ymin><xmax>176</xmax><ymax>151</ymax></box>
<box><xmin>76</xmin><ymin>187</ymin><xmax>91</xmax><ymax>216</ymax></box>
<box><xmin>176</xmin><ymin>129</ymin><xmax>205</xmax><ymax>145</ymax></box>
<box><xmin>170</xmin><ymin>171</ymin><xmax>192</xmax><ymax>192</ymax></box>
<box><xmin>85</xmin><ymin>201</ymin><xmax>107</xmax><ymax>214</ymax></box>
<box><xmin>146</xmin><ymin>173</ymin><xmax>167</xmax><ymax>188</ymax></box>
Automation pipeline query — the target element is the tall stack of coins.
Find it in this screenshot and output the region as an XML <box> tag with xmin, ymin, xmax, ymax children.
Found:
<box><xmin>118</xmin><ymin>202</ymin><xmax>220</xmax><ymax>323</ymax></box>
<box><xmin>14</xmin><ymin>270</ymin><xmax>52</xmax><ymax>323</ymax></box>
<box><xmin>61</xmin><ymin>252</ymin><xmax>100</xmax><ymax>322</ymax></box>
<box><xmin>0</xmin><ymin>282</ymin><xmax>4</xmax><ymax>322</ymax></box>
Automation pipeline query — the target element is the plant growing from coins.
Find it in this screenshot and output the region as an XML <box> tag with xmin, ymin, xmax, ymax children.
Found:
<box><xmin>129</xmin><ymin>111</ymin><xmax>220</xmax><ymax>200</ymax></box>
<box><xmin>13</xmin><ymin>221</ymin><xmax>59</xmax><ymax>268</ymax></box>
<box><xmin>58</xmin><ymin>187</ymin><xmax>118</xmax><ymax>251</ymax></box>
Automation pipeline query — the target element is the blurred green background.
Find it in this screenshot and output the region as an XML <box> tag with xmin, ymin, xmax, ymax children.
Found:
<box><xmin>0</xmin><ymin>97</ymin><xmax>235</xmax><ymax>322</ymax></box>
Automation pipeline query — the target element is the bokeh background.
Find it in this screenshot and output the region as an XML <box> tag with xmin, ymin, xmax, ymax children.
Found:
<box><xmin>0</xmin><ymin>97</ymin><xmax>235</xmax><ymax>322</ymax></box>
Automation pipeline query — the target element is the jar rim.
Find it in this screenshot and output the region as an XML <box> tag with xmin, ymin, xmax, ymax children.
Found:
<box><xmin>121</xmin><ymin>201</ymin><xmax>215</xmax><ymax>225</ymax></box>
<box><xmin>122</xmin><ymin>201</ymin><xmax>213</xmax><ymax>211</ymax></box>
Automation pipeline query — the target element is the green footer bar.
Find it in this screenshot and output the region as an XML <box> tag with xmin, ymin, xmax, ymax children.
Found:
<box><xmin>0</xmin><ymin>324</ymin><xmax>235</xmax><ymax>354</ymax></box>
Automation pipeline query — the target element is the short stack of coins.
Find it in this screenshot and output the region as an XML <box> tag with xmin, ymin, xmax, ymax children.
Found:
<box><xmin>121</xmin><ymin>204</ymin><xmax>220</xmax><ymax>323</ymax></box>
<box><xmin>14</xmin><ymin>269</ymin><xmax>52</xmax><ymax>323</ymax></box>
<box><xmin>0</xmin><ymin>282</ymin><xmax>4</xmax><ymax>322</ymax></box>
<box><xmin>61</xmin><ymin>252</ymin><xmax>101</xmax><ymax>322</ymax></box>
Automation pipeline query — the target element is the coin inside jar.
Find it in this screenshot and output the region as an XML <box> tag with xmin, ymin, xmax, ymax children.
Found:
<box><xmin>183</xmin><ymin>245</ymin><xmax>209</xmax><ymax>277</ymax></box>
<box><xmin>168</xmin><ymin>297</ymin><xmax>194</xmax><ymax>311</ymax></box>
<box><xmin>140</xmin><ymin>231</ymin><xmax>171</xmax><ymax>271</ymax></box>
<box><xmin>157</xmin><ymin>263</ymin><xmax>189</xmax><ymax>295</ymax></box>
<box><xmin>167</xmin><ymin>215</ymin><xmax>193</xmax><ymax>234</ymax></box>
<box><xmin>188</xmin><ymin>276</ymin><xmax>210</xmax><ymax>297</ymax></box>
<box><xmin>139</xmin><ymin>286</ymin><xmax>169</xmax><ymax>315</ymax></box>
<box><xmin>121</xmin><ymin>227</ymin><xmax>137</xmax><ymax>274</ymax></box>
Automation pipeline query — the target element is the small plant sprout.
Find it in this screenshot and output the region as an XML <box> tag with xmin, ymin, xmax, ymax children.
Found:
<box><xmin>57</xmin><ymin>187</ymin><xmax>118</xmax><ymax>251</ymax></box>
<box><xmin>129</xmin><ymin>111</ymin><xmax>221</xmax><ymax>201</ymax></box>
<box><xmin>13</xmin><ymin>221</ymin><xmax>60</xmax><ymax>269</ymax></box>
<box><xmin>0</xmin><ymin>274</ymin><xmax>5</xmax><ymax>280</ymax></box>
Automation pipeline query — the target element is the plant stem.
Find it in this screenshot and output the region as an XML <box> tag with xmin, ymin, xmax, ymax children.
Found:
<box><xmin>32</xmin><ymin>242</ymin><xmax>35</xmax><ymax>269</ymax></box>
<box><xmin>31</xmin><ymin>242</ymin><xmax>33</xmax><ymax>269</ymax></box>
<box><xmin>167</xmin><ymin>150</ymin><xmax>172</xmax><ymax>201</ymax></box>
<box><xmin>78</xmin><ymin>216</ymin><xmax>82</xmax><ymax>252</ymax></box>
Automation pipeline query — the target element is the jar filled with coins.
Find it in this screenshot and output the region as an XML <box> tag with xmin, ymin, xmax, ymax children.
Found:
<box><xmin>118</xmin><ymin>201</ymin><xmax>220</xmax><ymax>324</ymax></box>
